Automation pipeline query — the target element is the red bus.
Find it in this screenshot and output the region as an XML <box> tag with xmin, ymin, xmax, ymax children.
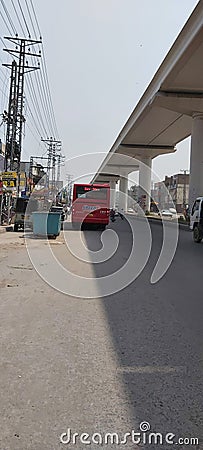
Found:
<box><xmin>72</xmin><ymin>183</ymin><xmax>110</xmax><ymax>229</ymax></box>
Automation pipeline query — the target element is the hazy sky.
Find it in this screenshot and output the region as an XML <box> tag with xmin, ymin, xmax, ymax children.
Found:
<box><xmin>0</xmin><ymin>0</ymin><xmax>200</xmax><ymax>182</ymax></box>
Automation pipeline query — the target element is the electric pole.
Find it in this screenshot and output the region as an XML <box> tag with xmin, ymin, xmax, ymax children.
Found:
<box><xmin>66</xmin><ymin>173</ymin><xmax>73</xmax><ymax>206</ymax></box>
<box><xmin>41</xmin><ymin>137</ymin><xmax>62</xmax><ymax>201</ymax></box>
<box><xmin>52</xmin><ymin>144</ymin><xmax>56</xmax><ymax>192</ymax></box>
<box><xmin>57</xmin><ymin>153</ymin><xmax>61</xmax><ymax>184</ymax></box>
<box><xmin>180</xmin><ymin>169</ymin><xmax>189</xmax><ymax>209</ymax></box>
<box><xmin>3</xmin><ymin>36</ymin><xmax>41</xmax><ymax>174</ymax></box>
<box><xmin>57</xmin><ymin>153</ymin><xmax>65</xmax><ymax>184</ymax></box>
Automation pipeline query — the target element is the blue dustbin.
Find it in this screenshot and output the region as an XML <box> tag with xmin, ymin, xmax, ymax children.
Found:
<box><xmin>32</xmin><ymin>212</ymin><xmax>61</xmax><ymax>238</ymax></box>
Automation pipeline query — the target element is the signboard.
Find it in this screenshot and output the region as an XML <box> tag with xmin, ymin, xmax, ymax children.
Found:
<box><xmin>3</xmin><ymin>171</ymin><xmax>17</xmax><ymax>178</ymax></box>
<box><xmin>20</xmin><ymin>172</ymin><xmax>26</xmax><ymax>187</ymax></box>
<box><xmin>2</xmin><ymin>171</ymin><xmax>18</xmax><ymax>188</ymax></box>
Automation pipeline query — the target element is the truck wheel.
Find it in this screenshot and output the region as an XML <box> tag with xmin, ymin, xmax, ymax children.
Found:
<box><xmin>14</xmin><ymin>223</ymin><xmax>18</xmax><ymax>232</ymax></box>
<box><xmin>193</xmin><ymin>225</ymin><xmax>202</xmax><ymax>243</ymax></box>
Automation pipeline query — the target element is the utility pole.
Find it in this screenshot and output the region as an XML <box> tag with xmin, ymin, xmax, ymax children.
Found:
<box><xmin>57</xmin><ymin>153</ymin><xmax>65</xmax><ymax>184</ymax></box>
<box><xmin>180</xmin><ymin>169</ymin><xmax>189</xmax><ymax>210</ymax></box>
<box><xmin>29</xmin><ymin>156</ymin><xmax>34</xmax><ymax>193</ymax></box>
<box><xmin>52</xmin><ymin>144</ymin><xmax>56</xmax><ymax>193</ymax></box>
<box><xmin>3</xmin><ymin>36</ymin><xmax>41</xmax><ymax>176</ymax></box>
<box><xmin>4</xmin><ymin>60</ymin><xmax>17</xmax><ymax>172</ymax></box>
<box><xmin>66</xmin><ymin>173</ymin><xmax>73</xmax><ymax>206</ymax></box>
<box><xmin>41</xmin><ymin>137</ymin><xmax>62</xmax><ymax>201</ymax></box>
<box><xmin>57</xmin><ymin>153</ymin><xmax>61</xmax><ymax>183</ymax></box>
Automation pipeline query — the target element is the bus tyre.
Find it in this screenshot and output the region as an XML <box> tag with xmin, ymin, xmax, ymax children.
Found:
<box><xmin>193</xmin><ymin>225</ymin><xmax>202</xmax><ymax>243</ymax></box>
<box><xmin>14</xmin><ymin>223</ymin><xmax>18</xmax><ymax>232</ymax></box>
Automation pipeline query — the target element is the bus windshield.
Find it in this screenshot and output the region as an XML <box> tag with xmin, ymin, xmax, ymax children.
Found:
<box><xmin>76</xmin><ymin>185</ymin><xmax>107</xmax><ymax>200</ymax></box>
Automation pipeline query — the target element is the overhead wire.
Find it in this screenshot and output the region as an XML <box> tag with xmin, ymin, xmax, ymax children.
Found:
<box><xmin>0</xmin><ymin>0</ymin><xmax>61</xmax><ymax>160</ymax></box>
<box><xmin>24</xmin><ymin>119</ymin><xmax>45</xmax><ymax>154</ymax></box>
<box><xmin>24</xmin><ymin>0</ymin><xmax>36</xmax><ymax>39</ymax></box>
<box><xmin>21</xmin><ymin>0</ymin><xmax>59</xmax><ymax>139</ymax></box>
<box><xmin>0</xmin><ymin>8</ymin><xmax>13</xmax><ymax>35</ymax></box>
<box><xmin>25</xmin><ymin>100</ymin><xmax>47</xmax><ymax>145</ymax></box>
<box><xmin>25</xmin><ymin>0</ymin><xmax>60</xmax><ymax>139</ymax></box>
<box><xmin>25</xmin><ymin>79</ymin><xmax>49</xmax><ymax>138</ymax></box>
<box><xmin>10</xmin><ymin>0</ymin><xmax>26</xmax><ymax>36</ymax></box>
<box><xmin>29</xmin><ymin>0</ymin><xmax>41</xmax><ymax>37</ymax></box>
<box><xmin>17</xmin><ymin>0</ymin><xmax>30</xmax><ymax>37</ymax></box>
<box><xmin>28</xmin><ymin>0</ymin><xmax>60</xmax><ymax>139</ymax></box>
<box><xmin>21</xmin><ymin>1</ymin><xmax>56</xmax><ymax>138</ymax></box>
<box><xmin>0</xmin><ymin>0</ymin><xmax>17</xmax><ymax>35</ymax></box>
<box><xmin>41</xmin><ymin>48</ymin><xmax>60</xmax><ymax>139</ymax></box>
<box><xmin>30</xmin><ymin>61</ymin><xmax>54</xmax><ymax>136</ymax></box>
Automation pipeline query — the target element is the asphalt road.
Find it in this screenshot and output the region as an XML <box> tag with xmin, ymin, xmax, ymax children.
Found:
<box><xmin>0</xmin><ymin>218</ymin><xmax>202</xmax><ymax>450</ymax></box>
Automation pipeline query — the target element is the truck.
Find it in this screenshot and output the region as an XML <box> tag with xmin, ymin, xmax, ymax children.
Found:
<box><xmin>190</xmin><ymin>197</ymin><xmax>203</xmax><ymax>243</ymax></box>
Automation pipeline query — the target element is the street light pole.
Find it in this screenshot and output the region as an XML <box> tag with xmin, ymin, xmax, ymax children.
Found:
<box><xmin>180</xmin><ymin>169</ymin><xmax>189</xmax><ymax>212</ymax></box>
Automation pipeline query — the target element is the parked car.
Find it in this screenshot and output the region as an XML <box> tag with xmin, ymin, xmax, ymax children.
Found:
<box><xmin>158</xmin><ymin>209</ymin><xmax>174</xmax><ymax>218</ymax></box>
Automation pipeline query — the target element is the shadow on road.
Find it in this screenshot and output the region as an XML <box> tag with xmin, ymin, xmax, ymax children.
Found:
<box><xmin>83</xmin><ymin>217</ymin><xmax>203</xmax><ymax>447</ymax></box>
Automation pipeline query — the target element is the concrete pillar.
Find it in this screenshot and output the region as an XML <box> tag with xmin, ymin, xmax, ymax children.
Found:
<box><xmin>119</xmin><ymin>174</ymin><xmax>128</xmax><ymax>212</ymax></box>
<box><xmin>138</xmin><ymin>156</ymin><xmax>152</xmax><ymax>212</ymax></box>
<box><xmin>189</xmin><ymin>114</ymin><xmax>203</xmax><ymax>209</ymax></box>
<box><xmin>109</xmin><ymin>180</ymin><xmax>116</xmax><ymax>209</ymax></box>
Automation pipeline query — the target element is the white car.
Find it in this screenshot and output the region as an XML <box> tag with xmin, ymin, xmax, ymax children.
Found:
<box><xmin>158</xmin><ymin>209</ymin><xmax>174</xmax><ymax>218</ymax></box>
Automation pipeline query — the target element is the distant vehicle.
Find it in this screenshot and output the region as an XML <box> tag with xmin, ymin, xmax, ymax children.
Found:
<box><xmin>158</xmin><ymin>209</ymin><xmax>174</xmax><ymax>218</ymax></box>
<box><xmin>72</xmin><ymin>183</ymin><xmax>110</xmax><ymax>230</ymax></box>
<box><xmin>14</xmin><ymin>197</ymin><xmax>38</xmax><ymax>231</ymax></box>
<box><xmin>190</xmin><ymin>197</ymin><xmax>203</xmax><ymax>243</ymax></box>
<box><xmin>158</xmin><ymin>209</ymin><xmax>179</xmax><ymax>218</ymax></box>
<box><xmin>168</xmin><ymin>208</ymin><xmax>177</xmax><ymax>215</ymax></box>
<box><xmin>114</xmin><ymin>208</ymin><xmax>119</xmax><ymax>217</ymax></box>
<box><xmin>110</xmin><ymin>208</ymin><xmax>116</xmax><ymax>222</ymax></box>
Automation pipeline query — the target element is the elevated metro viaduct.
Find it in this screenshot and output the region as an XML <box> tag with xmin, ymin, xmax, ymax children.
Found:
<box><xmin>92</xmin><ymin>1</ymin><xmax>203</xmax><ymax>212</ymax></box>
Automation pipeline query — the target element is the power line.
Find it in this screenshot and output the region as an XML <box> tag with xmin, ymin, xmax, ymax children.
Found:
<box><xmin>10</xmin><ymin>0</ymin><xmax>26</xmax><ymax>35</ymax></box>
<box><xmin>0</xmin><ymin>0</ymin><xmax>61</xmax><ymax>165</ymax></box>
<box><xmin>25</xmin><ymin>75</ymin><xmax>49</xmax><ymax>137</ymax></box>
<box><xmin>17</xmin><ymin>0</ymin><xmax>31</xmax><ymax>37</ymax></box>
<box><xmin>27</xmin><ymin>0</ymin><xmax>59</xmax><ymax>137</ymax></box>
<box><xmin>0</xmin><ymin>0</ymin><xmax>17</xmax><ymax>35</ymax></box>
<box><xmin>29</xmin><ymin>0</ymin><xmax>41</xmax><ymax>38</ymax></box>
<box><xmin>25</xmin><ymin>95</ymin><xmax>47</xmax><ymax>138</ymax></box>
<box><xmin>0</xmin><ymin>8</ymin><xmax>13</xmax><ymax>35</ymax></box>
<box><xmin>3</xmin><ymin>36</ymin><xmax>41</xmax><ymax>172</ymax></box>
<box><xmin>24</xmin><ymin>0</ymin><xmax>37</xmax><ymax>39</ymax></box>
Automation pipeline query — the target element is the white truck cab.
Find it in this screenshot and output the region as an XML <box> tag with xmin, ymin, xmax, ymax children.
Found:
<box><xmin>190</xmin><ymin>197</ymin><xmax>203</xmax><ymax>243</ymax></box>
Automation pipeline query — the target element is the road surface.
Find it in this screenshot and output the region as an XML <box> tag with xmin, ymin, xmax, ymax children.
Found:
<box><xmin>0</xmin><ymin>218</ymin><xmax>202</xmax><ymax>449</ymax></box>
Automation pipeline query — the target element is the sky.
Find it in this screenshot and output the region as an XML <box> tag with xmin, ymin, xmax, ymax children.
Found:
<box><xmin>0</xmin><ymin>0</ymin><xmax>200</xmax><ymax>184</ymax></box>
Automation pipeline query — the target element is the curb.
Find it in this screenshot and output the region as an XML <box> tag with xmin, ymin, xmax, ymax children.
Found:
<box><xmin>147</xmin><ymin>216</ymin><xmax>190</xmax><ymax>231</ymax></box>
<box><xmin>125</xmin><ymin>214</ymin><xmax>190</xmax><ymax>231</ymax></box>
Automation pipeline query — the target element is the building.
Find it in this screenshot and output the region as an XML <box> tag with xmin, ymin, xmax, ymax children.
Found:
<box><xmin>153</xmin><ymin>173</ymin><xmax>189</xmax><ymax>213</ymax></box>
<box><xmin>128</xmin><ymin>184</ymin><xmax>138</xmax><ymax>209</ymax></box>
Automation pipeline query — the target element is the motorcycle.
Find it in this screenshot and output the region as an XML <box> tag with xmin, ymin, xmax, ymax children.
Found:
<box><xmin>110</xmin><ymin>208</ymin><xmax>116</xmax><ymax>222</ymax></box>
